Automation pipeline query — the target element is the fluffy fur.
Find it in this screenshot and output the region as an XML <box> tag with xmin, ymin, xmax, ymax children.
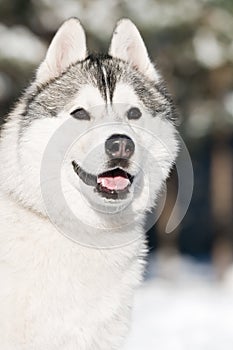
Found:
<box><xmin>0</xmin><ymin>18</ymin><xmax>178</xmax><ymax>349</ymax></box>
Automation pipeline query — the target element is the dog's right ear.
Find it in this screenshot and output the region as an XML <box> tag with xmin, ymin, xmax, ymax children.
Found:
<box><xmin>36</xmin><ymin>18</ymin><xmax>87</xmax><ymax>85</ymax></box>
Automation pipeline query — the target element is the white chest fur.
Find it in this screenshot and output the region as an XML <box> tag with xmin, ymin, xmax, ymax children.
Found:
<box><xmin>0</xmin><ymin>193</ymin><xmax>145</xmax><ymax>350</ymax></box>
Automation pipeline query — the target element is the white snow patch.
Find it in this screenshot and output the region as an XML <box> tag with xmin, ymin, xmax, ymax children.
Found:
<box><xmin>0</xmin><ymin>24</ymin><xmax>46</xmax><ymax>64</ymax></box>
<box><xmin>124</xmin><ymin>255</ymin><xmax>233</xmax><ymax>350</ymax></box>
<box><xmin>193</xmin><ymin>28</ymin><xmax>225</xmax><ymax>68</ymax></box>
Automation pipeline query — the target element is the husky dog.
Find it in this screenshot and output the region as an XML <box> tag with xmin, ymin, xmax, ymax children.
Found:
<box><xmin>0</xmin><ymin>18</ymin><xmax>178</xmax><ymax>350</ymax></box>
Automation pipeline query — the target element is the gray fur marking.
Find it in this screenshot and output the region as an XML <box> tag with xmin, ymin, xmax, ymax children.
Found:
<box><xmin>19</xmin><ymin>54</ymin><xmax>176</xmax><ymax>136</ymax></box>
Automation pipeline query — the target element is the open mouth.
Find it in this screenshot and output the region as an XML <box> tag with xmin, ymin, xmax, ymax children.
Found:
<box><xmin>72</xmin><ymin>161</ymin><xmax>134</xmax><ymax>200</ymax></box>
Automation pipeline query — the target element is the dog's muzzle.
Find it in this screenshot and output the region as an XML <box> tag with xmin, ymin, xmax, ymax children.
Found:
<box><xmin>72</xmin><ymin>134</ymin><xmax>135</xmax><ymax>200</ymax></box>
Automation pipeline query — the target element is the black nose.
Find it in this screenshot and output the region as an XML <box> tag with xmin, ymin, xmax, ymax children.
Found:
<box><xmin>105</xmin><ymin>134</ymin><xmax>135</xmax><ymax>159</ymax></box>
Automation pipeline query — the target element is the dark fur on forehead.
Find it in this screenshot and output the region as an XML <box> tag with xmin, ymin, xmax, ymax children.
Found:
<box><xmin>83</xmin><ymin>53</ymin><xmax>119</xmax><ymax>102</ymax></box>
<box><xmin>18</xmin><ymin>52</ymin><xmax>177</xmax><ymax>135</ymax></box>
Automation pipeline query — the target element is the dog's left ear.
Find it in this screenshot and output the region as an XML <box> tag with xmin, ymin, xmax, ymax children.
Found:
<box><xmin>36</xmin><ymin>18</ymin><xmax>87</xmax><ymax>84</ymax></box>
<box><xmin>109</xmin><ymin>19</ymin><xmax>160</xmax><ymax>82</ymax></box>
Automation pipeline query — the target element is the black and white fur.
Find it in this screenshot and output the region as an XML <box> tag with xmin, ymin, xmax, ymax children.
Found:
<box><xmin>0</xmin><ymin>18</ymin><xmax>178</xmax><ymax>349</ymax></box>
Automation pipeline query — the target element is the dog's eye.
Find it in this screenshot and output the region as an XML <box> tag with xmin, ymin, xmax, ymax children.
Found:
<box><xmin>127</xmin><ymin>107</ymin><xmax>142</xmax><ymax>120</ymax></box>
<box><xmin>71</xmin><ymin>108</ymin><xmax>90</xmax><ymax>120</ymax></box>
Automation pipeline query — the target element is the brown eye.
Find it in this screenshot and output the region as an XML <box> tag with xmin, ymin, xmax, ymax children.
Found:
<box><xmin>71</xmin><ymin>108</ymin><xmax>90</xmax><ymax>120</ymax></box>
<box><xmin>127</xmin><ymin>107</ymin><xmax>142</xmax><ymax>120</ymax></box>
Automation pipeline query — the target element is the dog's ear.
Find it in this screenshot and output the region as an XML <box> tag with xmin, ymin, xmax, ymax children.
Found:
<box><xmin>36</xmin><ymin>18</ymin><xmax>87</xmax><ymax>84</ymax></box>
<box><xmin>109</xmin><ymin>19</ymin><xmax>160</xmax><ymax>82</ymax></box>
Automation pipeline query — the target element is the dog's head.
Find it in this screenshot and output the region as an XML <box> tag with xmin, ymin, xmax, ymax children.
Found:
<box><xmin>3</xmin><ymin>18</ymin><xmax>178</xmax><ymax>230</ymax></box>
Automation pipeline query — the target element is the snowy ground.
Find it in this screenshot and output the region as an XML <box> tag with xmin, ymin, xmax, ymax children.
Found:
<box><xmin>124</xmin><ymin>254</ymin><xmax>233</xmax><ymax>350</ymax></box>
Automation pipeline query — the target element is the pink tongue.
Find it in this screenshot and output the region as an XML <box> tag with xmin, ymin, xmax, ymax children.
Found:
<box><xmin>97</xmin><ymin>176</ymin><xmax>130</xmax><ymax>191</ymax></box>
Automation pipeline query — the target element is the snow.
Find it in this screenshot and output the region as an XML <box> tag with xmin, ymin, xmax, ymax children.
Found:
<box><xmin>124</xmin><ymin>255</ymin><xmax>233</xmax><ymax>350</ymax></box>
<box><xmin>0</xmin><ymin>24</ymin><xmax>46</xmax><ymax>64</ymax></box>
<box><xmin>193</xmin><ymin>28</ymin><xmax>225</xmax><ymax>69</ymax></box>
